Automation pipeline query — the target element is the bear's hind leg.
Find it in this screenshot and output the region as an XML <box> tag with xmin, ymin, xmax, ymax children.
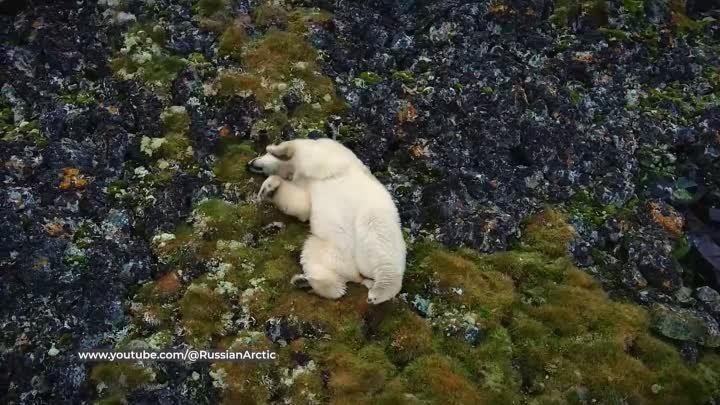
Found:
<box><xmin>299</xmin><ymin>235</ymin><xmax>349</xmax><ymax>299</ymax></box>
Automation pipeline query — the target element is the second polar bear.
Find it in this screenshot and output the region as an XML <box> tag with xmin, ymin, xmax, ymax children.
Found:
<box><xmin>249</xmin><ymin>139</ymin><xmax>406</xmax><ymax>304</ymax></box>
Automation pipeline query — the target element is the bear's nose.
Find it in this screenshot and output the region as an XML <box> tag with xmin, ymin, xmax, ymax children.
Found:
<box><xmin>246</xmin><ymin>158</ymin><xmax>264</xmax><ymax>174</ymax></box>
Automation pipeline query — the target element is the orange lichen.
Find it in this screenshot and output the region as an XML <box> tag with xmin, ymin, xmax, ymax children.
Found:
<box><xmin>155</xmin><ymin>271</ymin><xmax>183</xmax><ymax>296</ymax></box>
<box><xmin>59</xmin><ymin>168</ymin><xmax>88</xmax><ymax>190</ymax></box>
<box><xmin>44</xmin><ymin>222</ymin><xmax>65</xmax><ymax>237</ymax></box>
<box><xmin>649</xmin><ymin>202</ymin><xmax>684</xmax><ymax>237</ymax></box>
<box><xmin>398</xmin><ymin>103</ymin><xmax>418</xmax><ymax>123</ymax></box>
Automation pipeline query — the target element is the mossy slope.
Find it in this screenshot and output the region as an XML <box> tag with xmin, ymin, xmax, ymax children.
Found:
<box><xmin>95</xmin><ymin>205</ymin><xmax>720</xmax><ymax>405</ymax></box>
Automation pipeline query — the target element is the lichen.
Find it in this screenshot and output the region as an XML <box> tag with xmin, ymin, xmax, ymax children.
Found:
<box><xmin>0</xmin><ymin>116</ymin><xmax>47</xmax><ymax>146</ymax></box>
<box><xmin>196</xmin><ymin>0</ymin><xmax>229</xmax><ymax>18</ymax></box>
<box><xmin>139</xmin><ymin>106</ymin><xmax>196</xmax><ymax>179</ymax></box>
<box><xmin>521</xmin><ymin>208</ymin><xmax>575</xmax><ymax>257</ymax></box>
<box><xmin>90</xmin><ymin>363</ymin><xmax>155</xmax><ymax>405</ymax></box>
<box><xmin>109</xmin><ymin>23</ymin><xmax>186</xmax><ymax>89</ymax></box>
<box><xmin>358</xmin><ymin>71</ymin><xmax>383</xmax><ymax>86</ymax></box>
<box><xmin>114</xmin><ymin>200</ymin><xmax>720</xmax><ymax>404</ymax></box>
<box><xmin>218</xmin><ymin>22</ymin><xmax>247</xmax><ymax>61</ymax></box>
<box><xmin>180</xmin><ymin>282</ymin><xmax>230</xmax><ymax>347</ymax></box>
<box><xmin>213</xmin><ymin>9</ymin><xmax>346</xmax><ymax>137</ymax></box>
<box><xmin>213</xmin><ymin>140</ymin><xmax>257</xmax><ymax>185</ymax></box>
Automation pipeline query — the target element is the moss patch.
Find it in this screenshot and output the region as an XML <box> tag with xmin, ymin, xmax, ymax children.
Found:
<box><xmin>116</xmin><ymin>203</ymin><xmax>720</xmax><ymax>404</ymax></box>
<box><xmin>91</xmin><ymin>363</ymin><xmax>155</xmax><ymax>405</ymax></box>
<box><xmin>213</xmin><ymin>7</ymin><xmax>346</xmax><ymax>138</ymax></box>
<box><xmin>110</xmin><ymin>23</ymin><xmax>186</xmax><ymax>90</ymax></box>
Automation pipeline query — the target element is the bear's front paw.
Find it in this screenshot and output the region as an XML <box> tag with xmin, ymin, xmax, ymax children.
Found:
<box><xmin>290</xmin><ymin>274</ymin><xmax>312</xmax><ymax>289</ymax></box>
<box><xmin>258</xmin><ymin>175</ymin><xmax>282</xmax><ymax>201</ymax></box>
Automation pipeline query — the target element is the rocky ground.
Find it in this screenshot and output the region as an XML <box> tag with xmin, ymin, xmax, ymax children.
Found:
<box><xmin>1</xmin><ymin>0</ymin><xmax>720</xmax><ymax>404</ymax></box>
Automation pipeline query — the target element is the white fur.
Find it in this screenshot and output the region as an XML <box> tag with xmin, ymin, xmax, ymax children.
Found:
<box><xmin>256</xmin><ymin>139</ymin><xmax>406</xmax><ymax>304</ymax></box>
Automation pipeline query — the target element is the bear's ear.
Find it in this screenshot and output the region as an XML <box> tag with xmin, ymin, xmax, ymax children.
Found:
<box><xmin>265</xmin><ymin>142</ymin><xmax>295</xmax><ymax>160</ymax></box>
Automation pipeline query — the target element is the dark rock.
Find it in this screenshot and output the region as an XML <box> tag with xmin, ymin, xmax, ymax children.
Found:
<box><xmin>651</xmin><ymin>304</ymin><xmax>720</xmax><ymax>348</ymax></box>
<box><xmin>0</xmin><ymin>0</ymin><xmax>28</xmax><ymax>16</ymax></box>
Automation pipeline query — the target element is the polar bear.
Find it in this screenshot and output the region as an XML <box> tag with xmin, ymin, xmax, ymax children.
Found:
<box><xmin>249</xmin><ymin>139</ymin><xmax>406</xmax><ymax>304</ymax></box>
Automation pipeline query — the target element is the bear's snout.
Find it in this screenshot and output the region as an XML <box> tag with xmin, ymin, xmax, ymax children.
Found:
<box><xmin>246</xmin><ymin>158</ymin><xmax>265</xmax><ymax>174</ymax></box>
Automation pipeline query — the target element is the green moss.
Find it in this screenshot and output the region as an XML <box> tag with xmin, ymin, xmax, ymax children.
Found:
<box><xmin>180</xmin><ymin>282</ymin><xmax>230</xmax><ymax>347</ymax></box>
<box><xmin>622</xmin><ymin>0</ymin><xmax>645</xmax><ymax>17</ymax></box>
<box><xmin>550</xmin><ymin>0</ymin><xmax>608</xmax><ymax>28</ymax></box>
<box><xmin>671</xmin><ymin>6</ymin><xmax>711</xmax><ymax>36</ymax></box>
<box><xmin>91</xmin><ymin>363</ymin><xmax>154</xmax><ymax>404</ymax></box>
<box><xmin>400</xmin><ymin>354</ymin><xmax>487</xmax><ymax>405</ymax></box>
<box><xmin>253</xmin><ymin>3</ymin><xmax>288</xmax><ymax>29</ymax></box>
<box><xmin>250</xmin><ymin>111</ymin><xmax>288</xmax><ymax>141</ymax></box>
<box><xmin>60</xmin><ymin>90</ymin><xmax>97</xmax><ymax>107</ymax></box>
<box><xmin>286</xmin><ymin>8</ymin><xmax>333</xmax><ymax>33</ymax></box>
<box><xmin>521</xmin><ymin>208</ymin><xmax>575</xmax><ymax>257</ymax></box>
<box><xmin>251</xmin><ymin>286</ymin><xmax>367</xmax><ymax>347</ymax></box>
<box><xmin>110</xmin><ymin>24</ymin><xmax>186</xmax><ymax>88</ymax></box>
<box><xmin>63</xmin><ymin>255</ymin><xmax>89</xmax><ymax>269</ymax></box>
<box><xmin>218</xmin><ymin>23</ymin><xmax>247</xmax><ymax>61</ymax></box>
<box><xmin>195</xmin><ymin>199</ymin><xmax>262</xmax><ymax>240</ymax></box>
<box><xmin>312</xmin><ymin>343</ymin><xmax>395</xmax><ymax>403</ymax></box>
<box><xmin>375</xmin><ymin>303</ymin><xmax>433</xmax><ymax>365</ymax></box>
<box><xmin>568</xmin><ymin>190</ymin><xmax>635</xmax><ymax>227</ymax></box>
<box><xmin>107</xmin><ymin>180</ymin><xmax>128</xmax><ymax>198</ymax></box>
<box><xmin>215</xmin><ymin>24</ymin><xmax>346</xmax><ymax>135</ymax></box>
<box><xmin>245</xmin><ymin>29</ymin><xmax>318</xmax><ymax>80</ymax></box>
<box><xmin>213</xmin><ymin>332</ymin><xmax>276</xmax><ymax>405</ymax></box>
<box><xmin>139</xmin><ymin>106</ymin><xmax>194</xmax><ymax>174</ymax></box>
<box><xmin>436</xmin><ymin>327</ymin><xmax>521</xmax><ymax>403</ymax></box>
<box><xmin>111</xmin><ymin>165</ymin><xmax>720</xmax><ymax>405</ymax></box>
<box><xmin>410</xmin><ymin>248</ymin><xmax>516</xmax><ymax>322</ymax></box>
<box><xmin>197</xmin><ymin>0</ymin><xmax>229</xmax><ymax>17</ymax></box>
<box><xmin>358</xmin><ymin>71</ymin><xmax>383</xmax><ymax>86</ymax></box>
<box><xmin>96</xmin><ymin>394</ymin><xmax>125</xmax><ymax>405</ymax></box>
<box><xmin>161</xmin><ymin>106</ymin><xmax>191</xmax><ymax>134</ymax></box>
<box><xmin>0</xmin><ymin>119</ymin><xmax>47</xmax><ymax>146</ymax></box>
<box><xmin>637</xmin><ymin>143</ymin><xmax>678</xmax><ymax>185</ymax></box>
<box><xmin>639</xmin><ymin>81</ymin><xmax>720</xmax><ymax>125</ymax></box>
<box><xmin>598</xmin><ymin>28</ymin><xmax>632</xmax><ymax>43</ymax></box>
<box><xmin>392</xmin><ymin>70</ymin><xmax>415</xmax><ymax>84</ymax></box>
<box><xmin>213</xmin><ymin>141</ymin><xmax>256</xmax><ymax>183</ymax></box>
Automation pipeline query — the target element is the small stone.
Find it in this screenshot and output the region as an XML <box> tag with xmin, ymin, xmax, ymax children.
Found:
<box><xmin>680</xmin><ymin>341</ymin><xmax>699</xmax><ymax>365</ymax></box>
<box><xmin>114</xmin><ymin>11</ymin><xmax>137</xmax><ymax>24</ymax></box>
<box><xmin>191</xmin><ymin>371</ymin><xmax>200</xmax><ymax>381</ymax></box>
<box><xmin>48</xmin><ymin>345</ymin><xmax>59</xmax><ymax>356</ymax></box>
<box><xmin>695</xmin><ymin>286</ymin><xmax>720</xmax><ymax>313</ymax></box>
<box><xmin>709</xmin><ymin>208</ymin><xmax>720</xmax><ymax>223</ymax></box>
<box><xmin>651</xmin><ymin>304</ymin><xmax>720</xmax><ymax>348</ymax></box>
<box><xmin>463</xmin><ymin>326</ymin><xmax>483</xmax><ymax>346</ymax></box>
<box><xmin>696</xmin><ymin>286</ymin><xmax>720</xmax><ymax>303</ymax></box>
<box><xmin>674</xmin><ymin>287</ymin><xmax>695</xmax><ymax>305</ymax></box>
<box><xmin>623</xmin><ymin>265</ymin><xmax>648</xmax><ymax>289</ymax></box>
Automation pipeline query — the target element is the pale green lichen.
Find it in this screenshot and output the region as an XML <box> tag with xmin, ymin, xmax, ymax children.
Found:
<box><xmin>139</xmin><ymin>106</ymin><xmax>195</xmax><ymax>181</ymax></box>
<box><xmin>0</xmin><ymin>115</ymin><xmax>47</xmax><ymax>146</ymax></box>
<box><xmin>91</xmin><ymin>363</ymin><xmax>155</xmax><ymax>405</ymax></box>
<box><xmin>213</xmin><ymin>8</ymin><xmax>346</xmax><ymax>138</ymax></box>
<box><xmin>109</xmin><ymin>23</ymin><xmax>186</xmax><ymax>89</ymax></box>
